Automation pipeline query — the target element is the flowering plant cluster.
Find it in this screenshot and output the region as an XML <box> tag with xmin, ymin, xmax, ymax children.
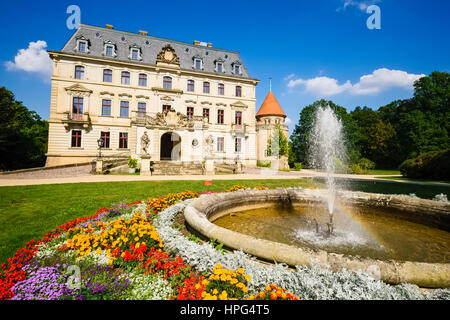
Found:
<box><xmin>246</xmin><ymin>284</ymin><xmax>300</xmax><ymax>301</ymax></box>
<box><xmin>1</xmin><ymin>185</ymin><xmax>302</xmax><ymax>301</ymax></box>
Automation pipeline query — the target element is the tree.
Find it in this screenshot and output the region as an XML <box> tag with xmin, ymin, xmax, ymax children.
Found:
<box><xmin>290</xmin><ymin>100</ymin><xmax>360</xmax><ymax>167</ymax></box>
<box><xmin>350</xmin><ymin>106</ymin><xmax>396</xmax><ymax>168</ymax></box>
<box><xmin>267</xmin><ymin>124</ymin><xmax>289</xmax><ymax>158</ymax></box>
<box><xmin>0</xmin><ymin>87</ymin><xmax>48</xmax><ymax>171</ymax></box>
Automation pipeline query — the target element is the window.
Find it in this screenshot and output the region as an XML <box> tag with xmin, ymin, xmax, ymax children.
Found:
<box><xmin>74</xmin><ymin>66</ymin><xmax>84</xmax><ymax>79</ymax></box>
<box><xmin>138</xmin><ymin>74</ymin><xmax>147</xmax><ymax>87</ymax></box>
<box><xmin>235</xmin><ymin>111</ymin><xmax>242</xmax><ymax>125</ymax></box>
<box><xmin>216</xmin><ymin>62</ymin><xmax>223</xmax><ymax>73</ymax></box>
<box><xmin>138</xmin><ymin>102</ymin><xmax>146</xmax><ymax>118</ymax></box>
<box><xmin>105</xmin><ymin>45</ymin><xmax>114</xmax><ymax>57</ymax></box>
<box><xmin>162</xmin><ymin>105</ymin><xmax>171</xmax><ymax>113</ymax></box>
<box><xmin>103</xmin><ymin>69</ymin><xmax>112</xmax><ymax>82</ymax></box>
<box><xmin>217</xmin><ymin>109</ymin><xmax>224</xmax><ymax>124</ymax></box>
<box><xmin>187</xmin><ymin>80</ymin><xmax>195</xmax><ymax>92</ymax></box>
<box><xmin>187</xmin><ymin>107</ymin><xmax>194</xmax><ymax>120</ymax></box>
<box><xmin>78</xmin><ymin>41</ymin><xmax>87</xmax><ymax>53</ymax></box>
<box><xmin>236</xmin><ymin>86</ymin><xmax>242</xmax><ymax>97</ymax></box>
<box><xmin>72</xmin><ymin>97</ymin><xmax>83</xmax><ymax>116</ymax></box>
<box><xmin>194</xmin><ymin>59</ymin><xmax>202</xmax><ymax>70</ymax></box>
<box><xmin>120</xmin><ymin>101</ymin><xmax>129</xmax><ymax>118</ymax></box>
<box><xmin>235</xmin><ymin>138</ymin><xmax>241</xmax><ymax>152</ymax></box>
<box><xmin>203</xmin><ymin>108</ymin><xmax>210</xmax><ymax>122</ymax></box>
<box><xmin>71</xmin><ymin>130</ymin><xmax>82</xmax><ymax>148</ymax></box>
<box><xmin>163</xmin><ymin>76</ymin><xmax>172</xmax><ymax>89</ymax></box>
<box><xmin>102</xmin><ymin>99</ymin><xmax>111</xmax><ymax>116</ymax></box>
<box><xmin>217</xmin><ymin>137</ymin><xmax>224</xmax><ymax>152</ymax></box>
<box><xmin>131</xmin><ymin>48</ymin><xmax>139</xmax><ymax>60</ymax></box>
<box><xmin>234</xmin><ymin>64</ymin><xmax>241</xmax><ymax>75</ymax></box>
<box><xmin>121</xmin><ymin>71</ymin><xmax>130</xmax><ymax>85</ymax></box>
<box><xmin>119</xmin><ymin>132</ymin><xmax>128</xmax><ymax>149</ymax></box>
<box><xmin>218</xmin><ymin>83</ymin><xmax>224</xmax><ymax>95</ymax></box>
<box><xmin>100</xmin><ymin>132</ymin><xmax>110</xmax><ymax>148</ymax></box>
<box><xmin>203</xmin><ymin>82</ymin><xmax>210</xmax><ymax>94</ymax></box>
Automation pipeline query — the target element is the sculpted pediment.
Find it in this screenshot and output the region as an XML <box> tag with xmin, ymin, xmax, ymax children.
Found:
<box><xmin>146</xmin><ymin>109</ymin><xmax>194</xmax><ymax>129</ymax></box>
<box><xmin>64</xmin><ymin>84</ymin><xmax>93</xmax><ymax>96</ymax></box>
<box><xmin>230</xmin><ymin>100</ymin><xmax>248</xmax><ymax>108</ymax></box>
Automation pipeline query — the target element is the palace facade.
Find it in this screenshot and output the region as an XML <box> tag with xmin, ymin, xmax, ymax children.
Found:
<box><xmin>46</xmin><ymin>24</ymin><xmax>288</xmax><ymax>171</ymax></box>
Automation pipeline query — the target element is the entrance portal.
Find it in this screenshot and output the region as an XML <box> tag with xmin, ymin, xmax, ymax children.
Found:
<box><xmin>160</xmin><ymin>132</ymin><xmax>181</xmax><ymax>160</ymax></box>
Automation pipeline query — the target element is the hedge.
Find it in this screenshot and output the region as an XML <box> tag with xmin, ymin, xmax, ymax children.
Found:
<box><xmin>399</xmin><ymin>149</ymin><xmax>450</xmax><ymax>180</ymax></box>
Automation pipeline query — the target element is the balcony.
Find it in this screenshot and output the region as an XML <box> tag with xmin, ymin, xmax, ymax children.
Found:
<box><xmin>62</xmin><ymin>111</ymin><xmax>91</xmax><ymax>130</ymax></box>
<box><xmin>232</xmin><ymin>124</ymin><xmax>247</xmax><ymax>137</ymax></box>
<box><xmin>132</xmin><ymin>111</ymin><xmax>147</xmax><ymax>125</ymax></box>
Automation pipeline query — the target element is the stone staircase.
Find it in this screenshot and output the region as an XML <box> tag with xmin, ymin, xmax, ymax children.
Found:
<box><xmin>151</xmin><ymin>161</ymin><xmax>204</xmax><ymax>176</ymax></box>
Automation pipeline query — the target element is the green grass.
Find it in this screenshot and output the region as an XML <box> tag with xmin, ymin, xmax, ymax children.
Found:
<box><xmin>0</xmin><ymin>179</ymin><xmax>317</xmax><ymax>263</ymax></box>
<box><xmin>367</xmin><ymin>169</ymin><xmax>401</xmax><ymax>175</ymax></box>
<box><xmin>375</xmin><ymin>176</ymin><xmax>450</xmax><ymax>184</ymax></box>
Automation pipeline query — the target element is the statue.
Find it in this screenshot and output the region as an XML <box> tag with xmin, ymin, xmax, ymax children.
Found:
<box><xmin>141</xmin><ymin>131</ymin><xmax>150</xmax><ymax>155</ymax></box>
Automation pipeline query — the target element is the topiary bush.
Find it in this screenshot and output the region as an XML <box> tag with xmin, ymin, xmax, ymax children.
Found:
<box><xmin>399</xmin><ymin>149</ymin><xmax>450</xmax><ymax>180</ymax></box>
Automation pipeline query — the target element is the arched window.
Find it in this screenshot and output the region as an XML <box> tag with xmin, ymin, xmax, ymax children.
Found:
<box><xmin>218</xmin><ymin>83</ymin><xmax>224</xmax><ymax>95</ymax></box>
<box><xmin>74</xmin><ymin>65</ymin><xmax>84</xmax><ymax>79</ymax></box>
<box><xmin>187</xmin><ymin>80</ymin><xmax>195</xmax><ymax>92</ymax></box>
<box><xmin>235</xmin><ymin>86</ymin><xmax>242</xmax><ymax>97</ymax></box>
<box><xmin>163</xmin><ymin>76</ymin><xmax>172</xmax><ymax>89</ymax></box>
<box><xmin>139</xmin><ymin>74</ymin><xmax>147</xmax><ymax>86</ymax></box>
<box><xmin>121</xmin><ymin>71</ymin><xmax>130</xmax><ymax>85</ymax></box>
<box><xmin>103</xmin><ymin>69</ymin><xmax>112</xmax><ymax>82</ymax></box>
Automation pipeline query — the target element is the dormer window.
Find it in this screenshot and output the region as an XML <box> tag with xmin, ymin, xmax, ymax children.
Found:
<box><xmin>75</xmin><ymin>36</ymin><xmax>90</xmax><ymax>53</ymax></box>
<box><xmin>103</xmin><ymin>42</ymin><xmax>117</xmax><ymax>57</ymax></box>
<box><xmin>129</xmin><ymin>45</ymin><xmax>142</xmax><ymax>61</ymax></box>
<box><xmin>193</xmin><ymin>55</ymin><xmax>203</xmax><ymax>70</ymax></box>
<box><xmin>215</xmin><ymin>58</ymin><xmax>225</xmax><ymax>73</ymax></box>
<box><xmin>232</xmin><ymin>61</ymin><xmax>242</xmax><ymax>75</ymax></box>
<box><xmin>217</xmin><ymin>62</ymin><xmax>223</xmax><ymax>73</ymax></box>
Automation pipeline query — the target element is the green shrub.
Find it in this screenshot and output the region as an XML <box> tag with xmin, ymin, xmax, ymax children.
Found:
<box><xmin>350</xmin><ymin>163</ymin><xmax>364</xmax><ymax>174</ymax></box>
<box><xmin>128</xmin><ymin>157</ymin><xmax>138</xmax><ymax>168</ymax></box>
<box><xmin>358</xmin><ymin>158</ymin><xmax>375</xmax><ymax>171</ymax></box>
<box><xmin>399</xmin><ymin>149</ymin><xmax>450</xmax><ymax>180</ymax></box>
<box><xmin>257</xmin><ymin>160</ymin><xmax>271</xmax><ymax>168</ymax></box>
<box><xmin>293</xmin><ymin>162</ymin><xmax>303</xmax><ymax>171</ymax></box>
<box><xmin>333</xmin><ymin>157</ymin><xmax>349</xmax><ymax>174</ymax></box>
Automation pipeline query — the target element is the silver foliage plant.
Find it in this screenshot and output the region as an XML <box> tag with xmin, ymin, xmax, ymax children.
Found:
<box><xmin>154</xmin><ymin>199</ymin><xmax>450</xmax><ymax>300</ymax></box>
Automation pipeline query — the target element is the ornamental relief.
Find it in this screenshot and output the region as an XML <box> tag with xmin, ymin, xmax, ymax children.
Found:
<box><xmin>145</xmin><ymin>108</ymin><xmax>197</xmax><ymax>129</ymax></box>
<box><xmin>156</xmin><ymin>44</ymin><xmax>180</xmax><ymax>65</ymax></box>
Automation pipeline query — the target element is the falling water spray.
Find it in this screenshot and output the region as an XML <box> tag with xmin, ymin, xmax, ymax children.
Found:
<box><xmin>308</xmin><ymin>105</ymin><xmax>346</xmax><ymax>235</ymax></box>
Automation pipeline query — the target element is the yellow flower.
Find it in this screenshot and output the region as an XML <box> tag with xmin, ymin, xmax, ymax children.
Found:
<box><xmin>245</xmin><ymin>274</ymin><xmax>251</xmax><ymax>282</ymax></box>
<box><xmin>236</xmin><ymin>268</ymin><xmax>244</xmax><ymax>275</ymax></box>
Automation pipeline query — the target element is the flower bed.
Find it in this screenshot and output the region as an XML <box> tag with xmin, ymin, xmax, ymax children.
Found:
<box><xmin>0</xmin><ymin>185</ymin><xmax>299</xmax><ymax>301</ymax></box>
<box><xmin>1</xmin><ymin>185</ymin><xmax>449</xmax><ymax>300</ymax></box>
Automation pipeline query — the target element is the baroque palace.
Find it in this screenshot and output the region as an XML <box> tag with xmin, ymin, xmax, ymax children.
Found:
<box><xmin>46</xmin><ymin>24</ymin><xmax>288</xmax><ymax>173</ymax></box>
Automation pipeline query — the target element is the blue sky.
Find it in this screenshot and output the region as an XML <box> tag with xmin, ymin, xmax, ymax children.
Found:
<box><xmin>1</xmin><ymin>0</ymin><xmax>449</xmax><ymax>134</ymax></box>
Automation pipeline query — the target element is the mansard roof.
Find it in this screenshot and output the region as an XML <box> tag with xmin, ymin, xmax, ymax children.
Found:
<box><xmin>58</xmin><ymin>24</ymin><xmax>253</xmax><ymax>79</ymax></box>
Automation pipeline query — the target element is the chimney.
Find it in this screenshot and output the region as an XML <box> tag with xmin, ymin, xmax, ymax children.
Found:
<box><xmin>207</xmin><ymin>43</ymin><xmax>212</xmax><ymax>48</ymax></box>
<box><xmin>138</xmin><ymin>30</ymin><xmax>148</xmax><ymax>36</ymax></box>
<box><xmin>193</xmin><ymin>40</ymin><xmax>201</xmax><ymax>46</ymax></box>
<box><xmin>105</xmin><ymin>24</ymin><xmax>114</xmax><ymax>29</ymax></box>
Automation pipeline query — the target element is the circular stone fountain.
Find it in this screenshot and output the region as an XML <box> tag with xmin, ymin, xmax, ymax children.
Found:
<box><xmin>184</xmin><ymin>188</ymin><xmax>450</xmax><ymax>288</ymax></box>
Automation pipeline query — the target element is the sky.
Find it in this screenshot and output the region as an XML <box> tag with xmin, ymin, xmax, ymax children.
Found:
<box><xmin>1</xmin><ymin>0</ymin><xmax>449</xmax><ymax>134</ymax></box>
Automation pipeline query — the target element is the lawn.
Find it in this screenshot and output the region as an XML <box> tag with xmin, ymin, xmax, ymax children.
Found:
<box><xmin>0</xmin><ymin>179</ymin><xmax>317</xmax><ymax>263</ymax></box>
<box><xmin>367</xmin><ymin>169</ymin><xmax>401</xmax><ymax>175</ymax></box>
<box><xmin>375</xmin><ymin>176</ymin><xmax>450</xmax><ymax>184</ymax></box>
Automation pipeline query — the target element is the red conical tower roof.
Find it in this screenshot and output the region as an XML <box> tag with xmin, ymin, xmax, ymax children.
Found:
<box><xmin>256</xmin><ymin>91</ymin><xmax>286</xmax><ymax>119</ymax></box>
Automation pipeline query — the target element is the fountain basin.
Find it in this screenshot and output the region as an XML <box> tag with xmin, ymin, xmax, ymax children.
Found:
<box><xmin>184</xmin><ymin>188</ymin><xmax>450</xmax><ymax>288</ymax></box>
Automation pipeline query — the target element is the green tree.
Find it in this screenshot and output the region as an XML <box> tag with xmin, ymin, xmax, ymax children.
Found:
<box><xmin>267</xmin><ymin>124</ymin><xmax>289</xmax><ymax>157</ymax></box>
<box><xmin>350</xmin><ymin>106</ymin><xmax>396</xmax><ymax>168</ymax></box>
<box><xmin>290</xmin><ymin>100</ymin><xmax>360</xmax><ymax>167</ymax></box>
<box><xmin>0</xmin><ymin>87</ymin><xmax>48</xmax><ymax>171</ymax></box>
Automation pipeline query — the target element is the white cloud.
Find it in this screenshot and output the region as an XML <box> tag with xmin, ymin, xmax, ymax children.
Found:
<box><xmin>285</xmin><ymin>117</ymin><xmax>292</xmax><ymax>125</ymax></box>
<box><xmin>5</xmin><ymin>40</ymin><xmax>52</xmax><ymax>80</ymax></box>
<box><xmin>287</xmin><ymin>68</ymin><xmax>425</xmax><ymax>97</ymax></box>
<box><xmin>338</xmin><ymin>0</ymin><xmax>381</xmax><ymax>12</ymax></box>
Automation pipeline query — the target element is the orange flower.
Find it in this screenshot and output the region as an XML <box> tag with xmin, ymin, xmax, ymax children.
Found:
<box><xmin>259</xmin><ymin>291</ymin><xmax>266</xmax><ymax>298</ymax></box>
<box><xmin>270</xmin><ymin>292</ymin><xmax>277</xmax><ymax>300</ymax></box>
